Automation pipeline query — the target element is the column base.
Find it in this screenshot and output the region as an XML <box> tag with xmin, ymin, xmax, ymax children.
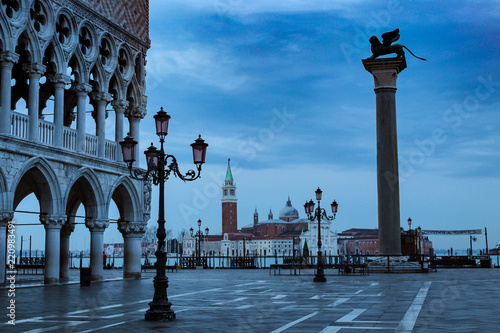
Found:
<box><xmin>44</xmin><ymin>277</ymin><xmax>59</xmax><ymax>284</ymax></box>
<box><xmin>124</xmin><ymin>271</ymin><xmax>141</xmax><ymax>279</ymax></box>
<box><xmin>145</xmin><ymin>300</ymin><xmax>176</xmax><ymax>321</ymax></box>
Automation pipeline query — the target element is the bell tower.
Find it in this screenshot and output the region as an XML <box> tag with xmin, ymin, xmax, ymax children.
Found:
<box><xmin>222</xmin><ymin>159</ymin><xmax>238</xmax><ymax>234</ymax></box>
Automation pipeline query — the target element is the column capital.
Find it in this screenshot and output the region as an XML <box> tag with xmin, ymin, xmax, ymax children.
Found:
<box><xmin>40</xmin><ymin>215</ymin><xmax>66</xmax><ymax>229</ymax></box>
<box><xmin>90</xmin><ymin>91</ymin><xmax>112</xmax><ymax>103</ymax></box>
<box><xmin>111</xmin><ymin>99</ymin><xmax>129</xmax><ymax>111</ymax></box>
<box><xmin>48</xmin><ymin>73</ymin><xmax>71</xmax><ymax>85</ymax></box>
<box><xmin>118</xmin><ymin>221</ymin><xmax>147</xmax><ymax>237</ymax></box>
<box><xmin>22</xmin><ymin>62</ymin><xmax>46</xmax><ymax>78</ymax></box>
<box><xmin>0</xmin><ymin>51</ymin><xmax>19</xmax><ymax>65</ymax></box>
<box><xmin>125</xmin><ymin>106</ymin><xmax>147</xmax><ymax>119</ymax></box>
<box><xmin>61</xmin><ymin>222</ymin><xmax>76</xmax><ymax>237</ymax></box>
<box><xmin>362</xmin><ymin>58</ymin><xmax>406</xmax><ymax>89</ymax></box>
<box><xmin>85</xmin><ymin>218</ymin><xmax>109</xmax><ymax>231</ymax></box>
<box><xmin>0</xmin><ymin>211</ymin><xmax>14</xmax><ymax>226</ymax></box>
<box><xmin>72</xmin><ymin>82</ymin><xmax>92</xmax><ymax>94</ymax></box>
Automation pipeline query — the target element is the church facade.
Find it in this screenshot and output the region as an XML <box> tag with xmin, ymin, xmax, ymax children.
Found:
<box><xmin>182</xmin><ymin>160</ymin><xmax>339</xmax><ymax>258</ymax></box>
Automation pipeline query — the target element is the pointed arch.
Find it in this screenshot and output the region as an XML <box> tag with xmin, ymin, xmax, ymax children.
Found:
<box><xmin>65</xmin><ymin>167</ymin><xmax>106</xmax><ymax>221</ymax></box>
<box><xmin>108</xmin><ymin>176</ymin><xmax>142</xmax><ymax>223</ymax></box>
<box><xmin>10</xmin><ymin>156</ymin><xmax>62</xmax><ymax>216</ymax></box>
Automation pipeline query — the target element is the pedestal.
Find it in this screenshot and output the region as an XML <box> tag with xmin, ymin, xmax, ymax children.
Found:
<box><xmin>362</xmin><ymin>57</ymin><xmax>406</xmax><ymax>256</ymax></box>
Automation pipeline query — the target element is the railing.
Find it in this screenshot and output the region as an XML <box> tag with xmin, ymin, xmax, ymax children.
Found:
<box><xmin>105</xmin><ymin>140</ymin><xmax>118</xmax><ymax>160</ymax></box>
<box><xmin>11</xmin><ymin>112</ymin><xmax>28</xmax><ymax>139</ymax></box>
<box><xmin>63</xmin><ymin>127</ymin><xmax>77</xmax><ymax>151</ymax></box>
<box><xmin>39</xmin><ymin>120</ymin><xmax>54</xmax><ymax>145</ymax></box>
<box><xmin>85</xmin><ymin>134</ymin><xmax>98</xmax><ymax>156</ymax></box>
<box><xmin>10</xmin><ymin>112</ymin><xmax>120</xmax><ymax>161</ymax></box>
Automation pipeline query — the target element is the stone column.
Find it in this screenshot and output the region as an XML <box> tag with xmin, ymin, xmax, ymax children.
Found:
<box><xmin>119</xmin><ymin>221</ymin><xmax>146</xmax><ymax>279</ymax></box>
<box><xmin>362</xmin><ymin>57</ymin><xmax>406</xmax><ymax>255</ymax></box>
<box><xmin>125</xmin><ymin>106</ymin><xmax>146</xmax><ymax>166</ymax></box>
<box><xmin>23</xmin><ymin>63</ymin><xmax>46</xmax><ymax>141</ymax></box>
<box><xmin>112</xmin><ymin>100</ymin><xmax>129</xmax><ymax>161</ymax></box>
<box><xmin>73</xmin><ymin>83</ymin><xmax>92</xmax><ymax>153</ymax></box>
<box><xmin>59</xmin><ymin>223</ymin><xmax>75</xmax><ymax>281</ymax></box>
<box><xmin>0</xmin><ymin>52</ymin><xmax>19</xmax><ymax>134</ymax></box>
<box><xmin>91</xmin><ymin>92</ymin><xmax>112</xmax><ymax>158</ymax></box>
<box><xmin>40</xmin><ymin>215</ymin><xmax>66</xmax><ymax>284</ymax></box>
<box><xmin>0</xmin><ymin>212</ymin><xmax>14</xmax><ymax>284</ymax></box>
<box><xmin>49</xmin><ymin>74</ymin><xmax>71</xmax><ymax>147</ymax></box>
<box><xmin>85</xmin><ymin>218</ymin><xmax>109</xmax><ymax>281</ymax></box>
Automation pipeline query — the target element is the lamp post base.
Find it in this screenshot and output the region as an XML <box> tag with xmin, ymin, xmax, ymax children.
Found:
<box><xmin>313</xmin><ymin>273</ymin><xmax>327</xmax><ymax>283</ymax></box>
<box><xmin>145</xmin><ymin>300</ymin><xmax>176</xmax><ymax>321</ymax></box>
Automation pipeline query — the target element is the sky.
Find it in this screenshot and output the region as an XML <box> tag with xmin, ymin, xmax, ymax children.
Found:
<box><xmin>14</xmin><ymin>0</ymin><xmax>500</xmax><ymax>253</ymax></box>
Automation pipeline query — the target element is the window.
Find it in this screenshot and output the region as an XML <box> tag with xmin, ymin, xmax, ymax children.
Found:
<box><xmin>224</xmin><ymin>189</ymin><xmax>228</xmax><ymax>195</ymax></box>
<box><xmin>230</xmin><ymin>189</ymin><xmax>235</xmax><ymax>195</ymax></box>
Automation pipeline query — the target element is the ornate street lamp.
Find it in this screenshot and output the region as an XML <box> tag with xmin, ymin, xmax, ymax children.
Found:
<box><xmin>304</xmin><ymin>187</ymin><xmax>339</xmax><ymax>283</ymax></box>
<box><xmin>407</xmin><ymin>217</ymin><xmax>412</xmax><ymax>230</ymax></box>
<box><xmin>120</xmin><ymin>107</ymin><xmax>208</xmax><ymax>321</ymax></box>
<box><xmin>190</xmin><ymin>219</ymin><xmax>209</xmax><ymax>266</ymax></box>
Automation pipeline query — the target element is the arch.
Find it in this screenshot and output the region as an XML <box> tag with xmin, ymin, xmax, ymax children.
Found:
<box><xmin>10</xmin><ymin>156</ymin><xmax>62</xmax><ymax>216</ymax></box>
<box><xmin>89</xmin><ymin>60</ymin><xmax>107</xmax><ymax>93</ymax></box>
<box><xmin>64</xmin><ymin>167</ymin><xmax>106</xmax><ymax>221</ymax></box>
<box><xmin>108</xmin><ymin>176</ymin><xmax>142</xmax><ymax>223</ymax></box>
<box><xmin>108</xmin><ymin>72</ymin><xmax>125</xmax><ymax>100</ymax></box>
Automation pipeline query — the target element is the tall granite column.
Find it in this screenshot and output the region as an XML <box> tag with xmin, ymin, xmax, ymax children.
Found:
<box><xmin>49</xmin><ymin>74</ymin><xmax>71</xmax><ymax>147</ymax></box>
<box><xmin>362</xmin><ymin>58</ymin><xmax>406</xmax><ymax>255</ymax></box>
<box><xmin>85</xmin><ymin>218</ymin><xmax>109</xmax><ymax>281</ymax></box>
<box><xmin>119</xmin><ymin>221</ymin><xmax>146</xmax><ymax>279</ymax></box>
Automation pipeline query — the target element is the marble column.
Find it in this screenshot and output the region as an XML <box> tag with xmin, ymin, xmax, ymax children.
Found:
<box><xmin>125</xmin><ymin>106</ymin><xmax>146</xmax><ymax>166</ymax></box>
<box><xmin>363</xmin><ymin>57</ymin><xmax>406</xmax><ymax>255</ymax></box>
<box><xmin>73</xmin><ymin>83</ymin><xmax>92</xmax><ymax>153</ymax></box>
<box><xmin>23</xmin><ymin>63</ymin><xmax>46</xmax><ymax>141</ymax></box>
<box><xmin>0</xmin><ymin>212</ymin><xmax>14</xmax><ymax>284</ymax></box>
<box><xmin>49</xmin><ymin>74</ymin><xmax>71</xmax><ymax>147</ymax></box>
<box><xmin>85</xmin><ymin>218</ymin><xmax>109</xmax><ymax>281</ymax></box>
<box><xmin>59</xmin><ymin>222</ymin><xmax>75</xmax><ymax>281</ymax></box>
<box><xmin>91</xmin><ymin>92</ymin><xmax>112</xmax><ymax>158</ymax></box>
<box><xmin>40</xmin><ymin>215</ymin><xmax>66</xmax><ymax>284</ymax></box>
<box><xmin>119</xmin><ymin>221</ymin><xmax>146</xmax><ymax>279</ymax></box>
<box><xmin>112</xmin><ymin>100</ymin><xmax>129</xmax><ymax>161</ymax></box>
<box><xmin>0</xmin><ymin>52</ymin><xmax>19</xmax><ymax>134</ymax></box>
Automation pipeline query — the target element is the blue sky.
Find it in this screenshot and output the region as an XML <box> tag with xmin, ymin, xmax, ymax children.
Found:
<box><xmin>14</xmin><ymin>0</ymin><xmax>500</xmax><ymax>252</ymax></box>
<box><xmin>136</xmin><ymin>0</ymin><xmax>500</xmax><ymax>252</ymax></box>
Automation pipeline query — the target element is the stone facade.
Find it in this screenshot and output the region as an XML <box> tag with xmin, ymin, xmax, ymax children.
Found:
<box><xmin>0</xmin><ymin>0</ymin><xmax>150</xmax><ymax>283</ymax></box>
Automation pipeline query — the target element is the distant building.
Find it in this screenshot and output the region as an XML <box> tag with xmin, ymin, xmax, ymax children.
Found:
<box><xmin>182</xmin><ymin>159</ymin><xmax>338</xmax><ymax>257</ymax></box>
<box><xmin>338</xmin><ymin>228</ymin><xmax>433</xmax><ymax>255</ymax></box>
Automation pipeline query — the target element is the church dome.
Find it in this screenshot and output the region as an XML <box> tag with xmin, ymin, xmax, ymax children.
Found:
<box><xmin>279</xmin><ymin>197</ymin><xmax>299</xmax><ymax>221</ymax></box>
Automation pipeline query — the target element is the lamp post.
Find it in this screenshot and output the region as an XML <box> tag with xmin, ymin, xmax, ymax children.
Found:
<box><xmin>190</xmin><ymin>219</ymin><xmax>209</xmax><ymax>266</ymax></box>
<box><xmin>304</xmin><ymin>187</ymin><xmax>338</xmax><ymax>283</ymax></box>
<box><xmin>470</xmin><ymin>235</ymin><xmax>477</xmax><ymax>257</ymax></box>
<box><xmin>120</xmin><ymin>107</ymin><xmax>208</xmax><ymax>321</ymax></box>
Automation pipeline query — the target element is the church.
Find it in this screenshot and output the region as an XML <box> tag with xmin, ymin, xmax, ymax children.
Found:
<box><xmin>182</xmin><ymin>159</ymin><xmax>339</xmax><ymax>258</ymax></box>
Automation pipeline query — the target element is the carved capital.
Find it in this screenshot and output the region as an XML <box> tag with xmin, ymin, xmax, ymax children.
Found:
<box><xmin>72</xmin><ymin>83</ymin><xmax>93</xmax><ymax>94</ymax></box>
<box><xmin>362</xmin><ymin>58</ymin><xmax>406</xmax><ymax>89</ymax></box>
<box><xmin>125</xmin><ymin>106</ymin><xmax>147</xmax><ymax>119</ymax></box>
<box><xmin>22</xmin><ymin>63</ymin><xmax>46</xmax><ymax>78</ymax></box>
<box><xmin>48</xmin><ymin>73</ymin><xmax>71</xmax><ymax>85</ymax></box>
<box><xmin>118</xmin><ymin>221</ymin><xmax>147</xmax><ymax>236</ymax></box>
<box><xmin>0</xmin><ymin>211</ymin><xmax>14</xmax><ymax>225</ymax></box>
<box><xmin>61</xmin><ymin>223</ymin><xmax>76</xmax><ymax>237</ymax></box>
<box><xmin>85</xmin><ymin>218</ymin><xmax>109</xmax><ymax>231</ymax></box>
<box><xmin>0</xmin><ymin>51</ymin><xmax>20</xmax><ymax>65</ymax></box>
<box><xmin>40</xmin><ymin>215</ymin><xmax>66</xmax><ymax>229</ymax></box>
<box><xmin>90</xmin><ymin>92</ymin><xmax>112</xmax><ymax>103</ymax></box>
<box><xmin>111</xmin><ymin>99</ymin><xmax>129</xmax><ymax>112</ymax></box>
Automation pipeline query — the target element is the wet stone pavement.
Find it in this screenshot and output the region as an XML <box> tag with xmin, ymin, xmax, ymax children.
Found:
<box><xmin>2</xmin><ymin>268</ymin><xmax>500</xmax><ymax>332</ymax></box>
